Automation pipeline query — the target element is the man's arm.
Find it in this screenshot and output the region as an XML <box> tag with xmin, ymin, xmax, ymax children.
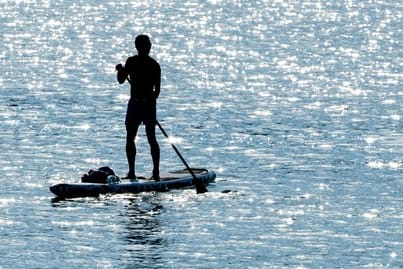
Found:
<box><xmin>154</xmin><ymin>64</ymin><xmax>161</xmax><ymax>99</ymax></box>
<box><xmin>116</xmin><ymin>64</ymin><xmax>128</xmax><ymax>84</ymax></box>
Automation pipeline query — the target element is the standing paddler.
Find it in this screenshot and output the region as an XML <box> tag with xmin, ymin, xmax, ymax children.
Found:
<box><xmin>115</xmin><ymin>34</ymin><xmax>161</xmax><ymax>181</ymax></box>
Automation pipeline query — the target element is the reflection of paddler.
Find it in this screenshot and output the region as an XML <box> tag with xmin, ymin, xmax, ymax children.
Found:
<box><xmin>123</xmin><ymin>201</ymin><xmax>164</xmax><ymax>263</ymax></box>
<box><xmin>116</xmin><ymin>35</ymin><xmax>161</xmax><ymax>181</ymax></box>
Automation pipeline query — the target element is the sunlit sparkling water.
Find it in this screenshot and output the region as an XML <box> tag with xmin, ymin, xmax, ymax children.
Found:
<box><xmin>1</xmin><ymin>1</ymin><xmax>402</xmax><ymax>268</ymax></box>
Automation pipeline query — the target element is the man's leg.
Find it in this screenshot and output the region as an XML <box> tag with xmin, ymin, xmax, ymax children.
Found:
<box><xmin>125</xmin><ymin>123</ymin><xmax>140</xmax><ymax>178</ymax></box>
<box><xmin>145</xmin><ymin>123</ymin><xmax>160</xmax><ymax>179</ymax></box>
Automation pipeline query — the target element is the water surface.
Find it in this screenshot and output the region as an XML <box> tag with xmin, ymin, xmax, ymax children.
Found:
<box><xmin>0</xmin><ymin>1</ymin><xmax>402</xmax><ymax>268</ymax></box>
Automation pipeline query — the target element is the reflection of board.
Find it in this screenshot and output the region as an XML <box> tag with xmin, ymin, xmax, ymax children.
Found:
<box><xmin>50</xmin><ymin>168</ymin><xmax>216</xmax><ymax>198</ymax></box>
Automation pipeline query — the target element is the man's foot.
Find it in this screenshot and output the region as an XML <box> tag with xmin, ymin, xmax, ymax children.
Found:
<box><xmin>152</xmin><ymin>168</ymin><xmax>160</xmax><ymax>181</ymax></box>
<box><xmin>122</xmin><ymin>173</ymin><xmax>136</xmax><ymax>180</ymax></box>
<box><xmin>149</xmin><ymin>175</ymin><xmax>160</xmax><ymax>181</ymax></box>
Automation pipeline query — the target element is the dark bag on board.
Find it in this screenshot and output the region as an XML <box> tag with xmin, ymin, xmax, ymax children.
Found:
<box><xmin>81</xmin><ymin>166</ymin><xmax>118</xmax><ymax>183</ymax></box>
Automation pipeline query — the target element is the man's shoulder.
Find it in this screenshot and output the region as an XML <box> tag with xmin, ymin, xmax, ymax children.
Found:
<box><xmin>127</xmin><ymin>55</ymin><xmax>158</xmax><ymax>64</ymax></box>
<box><xmin>126</xmin><ymin>55</ymin><xmax>160</xmax><ymax>71</ymax></box>
<box><xmin>146</xmin><ymin>56</ymin><xmax>160</xmax><ymax>72</ymax></box>
<box><xmin>125</xmin><ymin>56</ymin><xmax>137</xmax><ymax>68</ymax></box>
<box><xmin>126</xmin><ymin>55</ymin><xmax>138</xmax><ymax>62</ymax></box>
<box><xmin>148</xmin><ymin>56</ymin><xmax>160</xmax><ymax>65</ymax></box>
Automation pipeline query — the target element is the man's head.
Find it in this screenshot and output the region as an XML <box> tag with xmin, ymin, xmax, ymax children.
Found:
<box><xmin>135</xmin><ymin>35</ymin><xmax>151</xmax><ymax>56</ymax></box>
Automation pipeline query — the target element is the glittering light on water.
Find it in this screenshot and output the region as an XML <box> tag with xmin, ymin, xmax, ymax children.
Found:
<box><xmin>367</xmin><ymin>161</ymin><xmax>384</xmax><ymax>169</ymax></box>
<box><xmin>52</xmin><ymin>220</ymin><xmax>96</xmax><ymax>227</ymax></box>
<box><xmin>387</xmin><ymin>161</ymin><xmax>401</xmax><ymax>169</ymax></box>
<box><xmin>364</xmin><ymin>136</ymin><xmax>378</xmax><ymax>145</ymax></box>
<box><xmin>363</xmin><ymin>209</ymin><xmax>380</xmax><ymax>220</ymax></box>
<box><xmin>167</xmin><ymin>136</ymin><xmax>183</xmax><ymax>144</ymax></box>
<box><xmin>207</xmin><ymin>102</ymin><xmax>222</xmax><ymax>109</ymax></box>
<box><xmin>253</xmin><ymin>110</ymin><xmax>272</xmax><ymax>117</ymax></box>
<box><xmin>76</xmin><ymin>123</ymin><xmax>91</xmax><ymax>130</ymax></box>
<box><xmin>0</xmin><ymin>198</ymin><xmax>17</xmax><ymax>207</ymax></box>
<box><xmin>367</xmin><ymin>160</ymin><xmax>401</xmax><ymax>170</ymax></box>
<box><xmin>116</xmin><ymin>93</ymin><xmax>130</xmax><ymax>101</ymax></box>
<box><xmin>0</xmin><ymin>220</ymin><xmax>14</xmax><ymax>225</ymax></box>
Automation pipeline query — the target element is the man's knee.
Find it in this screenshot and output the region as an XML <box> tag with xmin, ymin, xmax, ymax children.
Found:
<box><xmin>126</xmin><ymin>124</ymin><xmax>139</xmax><ymax>138</ymax></box>
<box><xmin>145</xmin><ymin>124</ymin><xmax>156</xmax><ymax>135</ymax></box>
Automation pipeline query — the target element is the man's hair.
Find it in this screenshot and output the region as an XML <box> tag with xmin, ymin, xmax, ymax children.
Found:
<box><xmin>135</xmin><ymin>35</ymin><xmax>151</xmax><ymax>55</ymax></box>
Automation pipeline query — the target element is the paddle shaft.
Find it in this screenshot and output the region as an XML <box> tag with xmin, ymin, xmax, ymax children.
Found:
<box><xmin>156</xmin><ymin>121</ymin><xmax>208</xmax><ymax>194</ymax></box>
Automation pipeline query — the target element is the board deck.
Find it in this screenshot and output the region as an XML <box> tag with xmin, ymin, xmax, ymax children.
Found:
<box><xmin>50</xmin><ymin>168</ymin><xmax>215</xmax><ymax>198</ymax></box>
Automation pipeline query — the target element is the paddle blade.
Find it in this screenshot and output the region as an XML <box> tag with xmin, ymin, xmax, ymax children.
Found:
<box><xmin>195</xmin><ymin>180</ymin><xmax>208</xmax><ymax>194</ymax></box>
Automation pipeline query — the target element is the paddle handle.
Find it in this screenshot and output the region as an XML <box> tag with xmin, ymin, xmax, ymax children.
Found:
<box><xmin>156</xmin><ymin>121</ymin><xmax>208</xmax><ymax>194</ymax></box>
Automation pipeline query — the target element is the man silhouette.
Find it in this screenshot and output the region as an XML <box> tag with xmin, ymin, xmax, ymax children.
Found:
<box><xmin>116</xmin><ymin>34</ymin><xmax>160</xmax><ymax>181</ymax></box>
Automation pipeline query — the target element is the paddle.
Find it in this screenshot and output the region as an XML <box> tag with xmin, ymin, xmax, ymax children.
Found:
<box><xmin>156</xmin><ymin>121</ymin><xmax>208</xmax><ymax>194</ymax></box>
